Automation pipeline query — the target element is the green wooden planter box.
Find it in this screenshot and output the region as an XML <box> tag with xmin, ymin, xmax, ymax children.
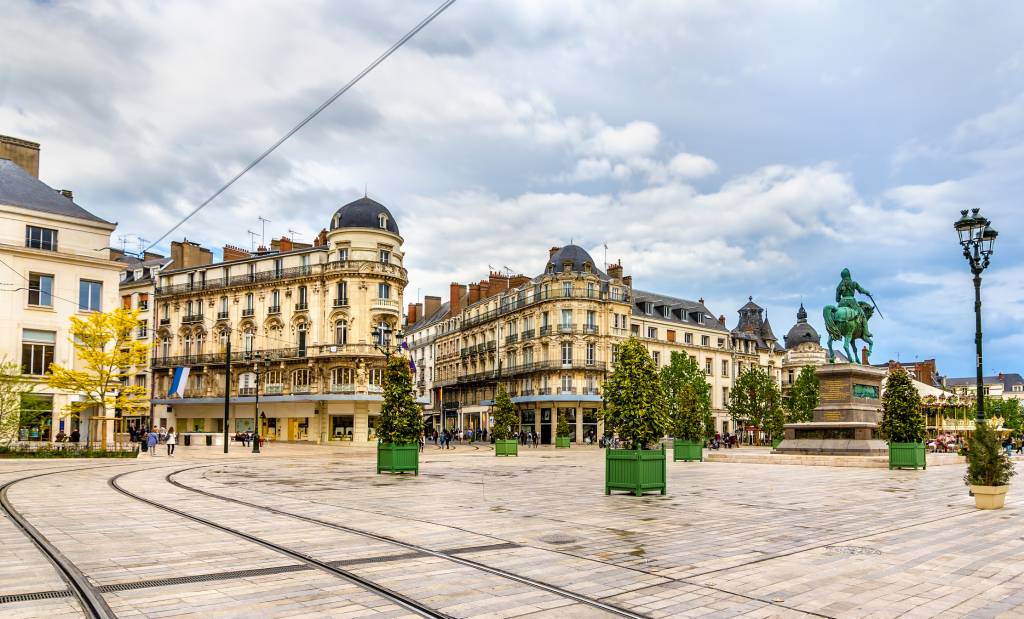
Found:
<box><xmin>377</xmin><ymin>442</ymin><xmax>419</xmax><ymax>475</ymax></box>
<box><xmin>555</xmin><ymin>436</ymin><xmax>571</xmax><ymax>448</ymax></box>
<box><xmin>495</xmin><ymin>439</ymin><xmax>518</xmax><ymax>457</ymax></box>
<box><xmin>889</xmin><ymin>442</ymin><xmax>926</xmax><ymax>470</ymax></box>
<box><xmin>771</xmin><ymin>437</ymin><xmax>784</xmax><ymax>449</ymax></box>
<box><xmin>672</xmin><ymin>439</ymin><xmax>703</xmax><ymax>462</ymax></box>
<box><xmin>605</xmin><ymin>447</ymin><xmax>667</xmax><ymax>496</ymax></box>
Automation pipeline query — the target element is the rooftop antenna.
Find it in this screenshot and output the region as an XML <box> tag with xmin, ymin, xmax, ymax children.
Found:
<box><xmin>364</xmin><ymin>183</ymin><xmax>367</xmax><ymax>198</ymax></box>
<box><xmin>603</xmin><ymin>241</ymin><xmax>608</xmax><ymax>268</ymax></box>
<box><xmin>136</xmin><ymin>237</ymin><xmax>149</xmax><ymax>257</ymax></box>
<box><xmin>287</xmin><ymin>228</ymin><xmax>301</xmax><ymax>242</ymax></box>
<box><xmin>117</xmin><ymin>234</ymin><xmax>128</xmax><ymax>252</ymax></box>
<box><xmin>257</xmin><ymin>216</ymin><xmax>271</xmax><ymax>246</ymax></box>
<box><xmin>246</xmin><ymin>230</ymin><xmax>259</xmax><ymax>251</ymax></box>
<box><xmin>503</xmin><ymin>265</ymin><xmax>514</xmax><ymax>277</ymax></box>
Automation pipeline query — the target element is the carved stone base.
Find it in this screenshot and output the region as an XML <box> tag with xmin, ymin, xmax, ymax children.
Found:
<box><xmin>774</xmin><ymin>422</ymin><xmax>888</xmax><ymax>456</ymax></box>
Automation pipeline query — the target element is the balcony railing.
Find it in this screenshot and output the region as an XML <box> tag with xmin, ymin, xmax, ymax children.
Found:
<box><xmin>373</xmin><ymin>298</ymin><xmax>400</xmax><ymax>311</ymax></box>
<box><xmin>295</xmin><ymin>302</ymin><xmax>308</xmax><ymax>311</ymax></box>
<box><xmin>330</xmin><ymin>383</ymin><xmax>357</xmax><ymax>393</ymax></box>
<box><xmin>456</xmin><ymin>288</ymin><xmax>633</xmax><ymax>329</ymax></box>
<box><xmin>182</xmin><ymin>314</ymin><xmax>204</xmax><ymax>324</ymax></box>
<box><xmin>242</xmin><ymin>308</ymin><xmax>255</xmax><ymax>317</ymax></box>
<box><xmin>333</xmin><ymin>298</ymin><xmax>348</xmax><ymax>307</ymax></box>
<box><xmin>159</xmin><ymin>318</ymin><xmax>170</xmax><ymax>326</ymax></box>
<box><xmin>268</xmin><ymin>305</ymin><xmax>281</xmax><ymax>314</ymax></box>
<box><xmin>239</xmin><ymin>387</ymin><xmax>257</xmax><ymax>396</ymax></box>
<box><xmin>265</xmin><ymin>384</ymin><xmax>284</xmax><ymax>395</ymax></box>
<box><xmin>558</xmin><ymin>323</ymin><xmax>575</xmax><ymax>333</ymax></box>
<box><xmin>155</xmin><ymin>264</ymin><xmax>318</xmax><ymax>295</ymax></box>
<box><xmin>506</xmin><ymin>334</ymin><xmax>518</xmax><ymax>344</ymax></box>
<box><xmin>521</xmin><ymin>328</ymin><xmax>535</xmax><ymax>341</ymax></box>
<box><xmin>539</xmin><ymin>325</ymin><xmax>552</xmax><ymax>336</ymax></box>
<box><xmin>583</xmin><ymin>324</ymin><xmax>598</xmax><ymax>334</ymax></box>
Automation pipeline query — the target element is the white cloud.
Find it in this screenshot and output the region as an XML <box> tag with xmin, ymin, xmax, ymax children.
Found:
<box><xmin>587</xmin><ymin>121</ymin><xmax>661</xmax><ymax>158</ymax></box>
<box><xmin>668</xmin><ymin>152</ymin><xmax>718</xmax><ymax>178</ymax></box>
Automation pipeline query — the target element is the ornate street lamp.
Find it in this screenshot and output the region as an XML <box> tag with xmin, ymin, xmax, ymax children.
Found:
<box><xmin>250</xmin><ymin>352</ymin><xmax>273</xmax><ymax>453</ymax></box>
<box><xmin>373</xmin><ymin>324</ymin><xmax>404</xmax><ymax>359</ymax></box>
<box><xmin>954</xmin><ymin>208</ymin><xmax>998</xmax><ymax>426</ymax></box>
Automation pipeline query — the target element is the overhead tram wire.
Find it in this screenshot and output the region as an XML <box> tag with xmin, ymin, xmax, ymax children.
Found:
<box><xmin>141</xmin><ymin>0</ymin><xmax>458</xmax><ymax>256</ymax></box>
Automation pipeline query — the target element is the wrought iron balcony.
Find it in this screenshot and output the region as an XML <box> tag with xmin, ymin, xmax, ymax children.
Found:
<box><xmin>182</xmin><ymin>314</ymin><xmax>204</xmax><ymax>324</ymax></box>
<box><xmin>268</xmin><ymin>305</ymin><xmax>281</xmax><ymax>314</ymax></box>
<box><xmin>295</xmin><ymin>302</ymin><xmax>308</xmax><ymax>311</ymax></box>
<box><xmin>333</xmin><ymin>298</ymin><xmax>348</xmax><ymax>307</ymax></box>
<box><xmin>242</xmin><ymin>308</ymin><xmax>255</xmax><ymax>317</ymax></box>
<box><xmin>217</xmin><ymin>311</ymin><xmax>229</xmax><ymax>319</ymax></box>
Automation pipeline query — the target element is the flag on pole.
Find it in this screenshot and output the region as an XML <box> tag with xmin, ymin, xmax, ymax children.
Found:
<box><xmin>169</xmin><ymin>367</ymin><xmax>190</xmax><ymax>397</ymax></box>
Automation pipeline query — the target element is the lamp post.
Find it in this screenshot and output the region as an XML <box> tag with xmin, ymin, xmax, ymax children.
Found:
<box><xmin>954</xmin><ymin>208</ymin><xmax>998</xmax><ymax>427</ymax></box>
<box><xmin>250</xmin><ymin>353</ymin><xmax>272</xmax><ymax>453</ymax></box>
<box><xmin>373</xmin><ymin>324</ymin><xmax>404</xmax><ymax>359</ymax></box>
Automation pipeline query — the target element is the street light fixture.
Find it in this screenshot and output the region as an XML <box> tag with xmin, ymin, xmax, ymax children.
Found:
<box><xmin>953</xmin><ymin>208</ymin><xmax>998</xmax><ymax>427</ymax></box>
<box><xmin>373</xmin><ymin>324</ymin><xmax>404</xmax><ymax>358</ymax></box>
<box><xmin>250</xmin><ymin>352</ymin><xmax>273</xmax><ymax>453</ymax></box>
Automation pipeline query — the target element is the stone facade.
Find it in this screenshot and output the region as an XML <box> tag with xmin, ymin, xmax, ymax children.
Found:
<box><xmin>150</xmin><ymin>197</ymin><xmax>406</xmax><ymax>445</ymax></box>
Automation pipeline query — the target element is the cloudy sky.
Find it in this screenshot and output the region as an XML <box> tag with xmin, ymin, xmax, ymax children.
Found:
<box><xmin>3</xmin><ymin>0</ymin><xmax>1022</xmax><ymax>377</ymax></box>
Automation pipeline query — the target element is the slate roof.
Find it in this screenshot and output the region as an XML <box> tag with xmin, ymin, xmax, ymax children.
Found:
<box><xmin>407</xmin><ymin>301</ymin><xmax>450</xmax><ymax>334</ymax></box>
<box><xmin>784</xmin><ymin>303</ymin><xmax>821</xmax><ymax>348</ymax></box>
<box><xmin>631</xmin><ymin>289</ymin><xmax>728</xmax><ymax>332</ymax></box>
<box><xmin>946</xmin><ymin>376</ymin><xmax>1004</xmax><ymax>387</ymax></box>
<box><xmin>0</xmin><ymin>159</ymin><xmax>112</xmax><ymax>224</ymax></box>
<box><xmin>537</xmin><ymin>244</ymin><xmax>608</xmax><ymax>280</ymax></box>
<box><xmin>329</xmin><ymin>197</ymin><xmax>399</xmax><ymax>234</ymax></box>
<box><xmin>731</xmin><ymin>296</ymin><xmax>782</xmax><ymax>351</ymax></box>
<box><xmin>117</xmin><ymin>256</ymin><xmax>173</xmax><ymax>284</ymax></box>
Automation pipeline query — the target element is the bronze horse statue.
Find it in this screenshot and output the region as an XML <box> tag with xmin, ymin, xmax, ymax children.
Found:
<box><xmin>823</xmin><ymin>301</ymin><xmax>874</xmax><ymax>364</ymax></box>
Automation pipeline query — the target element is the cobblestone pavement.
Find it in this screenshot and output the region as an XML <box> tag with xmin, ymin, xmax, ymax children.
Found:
<box><xmin>0</xmin><ymin>444</ymin><xmax>1020</xmax><ymax>618</ymax></box>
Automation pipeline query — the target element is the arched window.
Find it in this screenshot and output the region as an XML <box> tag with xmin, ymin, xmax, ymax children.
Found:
<box><xmin>195</xmin><ymin>332</ymin><xmax>205</xmax><ymax>354</ymax></box>
<box><xmin>335</xmin><ymin>319</ymin><xmax>348</xmax><ymax>345</ymax></box>
<box><xmin>243</xmin><ymin>328</ymin><xmax>254</xmax><ymax>355</ymax></box>
<box><xmin>292</xmin><ymin>369</ymin><xmax>311</xmax><ymax>391</ymax></box>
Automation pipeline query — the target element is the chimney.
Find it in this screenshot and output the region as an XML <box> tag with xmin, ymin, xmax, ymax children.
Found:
<box><xmin>718</xmin><ymin>314</ymin><xmax>727</xmax><ymax>326</ymax></box>
<box><xmin>468</xmin><ymin>283</ymin><xmax>481</xmax><ymax>305</ymax></box>
<box><xmin>449</xmin><ymin>282</ymin><xmax>465</xmax><ymax>317</ymax></box>
<box><xmin>315</xmin><ymin>229</ymin><xmax>328</xmax><ymax>246</ymax></box>
<box><xmin>549</xmin><ymin>246</ymin><xmax>561</xmax><ymax>259</ymax></box>
<box><xmin>416</xmin><ymin>303</ymin><xmax>423</xmax><ymax>321</ymax></box>
<box><xmin>221</xmin><ymin>244</ymin><xmax>250</xmax><ymax>262</ymax></box>
<box><xmin>479</xmin><ymin>280</ymin><xmax>490</xmax><ymax>299</ymax></box>
<box><xmin>407</xmin><ymin>303</ymin><xmax>418</xmax><ymax>325</ymax></box>
<box><xmin>424</xmin><ymin>295</ymin><xmax>441</xmax><ymax>318</ymax></box>
<box><xmin>170</xmin><ymin>239</ymin><xmax>214</xmax><ymax>269</ymax></box>
<box><xmin>488</xmin><ymin>272</ymin><xmax>509</xmax><ymax>295</ymax></box>
<box><xmin>622</xmin><ymin>275</ymin><xmax>632</xmax><ymax>287</ymax></box>
<box><xmin>509</xmin><ymin>275</ymin><xmax>530</xmax><ymax>289</ymax></box>
<box><xmin>0</xmin><ymin>135</ymin><xmax>40</xmax><ymax>178</ymax></box>
<box><xmin>698</xmin><ymin>297</ymin><xmax>705</xmax><ymax>306</ymax></box>
<box><xmin>277</xmin><ymin>236</ymin><xmax>293</xmax><ymax>252</ymax></box>
<box><xmin>607</xmin><ymin>263</ymin><xmax>623</xmax><ymax>279</ymax></box>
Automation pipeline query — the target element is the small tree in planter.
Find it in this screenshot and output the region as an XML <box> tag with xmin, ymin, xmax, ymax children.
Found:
<box><xmin>965</xmin><ymin>421</ymin><xmax>1016</xmax><ymax>509</ymax></box>
<box><xmin>661</xmin><ymin>352</ymin><xmax>711</xmax><ymax>462</ymax></box>
<box><xmin>601</xmin><ymin>337</ymin><xmax>669</xmax><ymax>495</ymax></box>
<box><xmin>880</xmin><ymin>365</ymin><xmax>926</xmax><ymax>470</ymax></box>
<box><xmin>376</xmin><ymin>356</ymin><xmax>424</xmax><ymax>474</ymax></box>
<box><xmin>492</xmin><ymin>384</ymin><xmax>518</xmax><ymax>456</ymax></box>
<box><xmin>555</xmin><ymin>412</ymin><xmax>570</xmax><ymax>448</ymax></box>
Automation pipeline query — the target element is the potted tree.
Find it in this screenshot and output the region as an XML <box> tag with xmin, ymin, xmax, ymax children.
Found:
<box><xmin>555</xmin><ymin>413</ymin><xmax>571</xmax><ymax>448</ymax></box>
<box><xmin>727</xmin><ymin>366</ymin><xmax>782</xmax><ymax>447</ymax></box>
<box><xmin>492</xmin><ymin>385</ymin><xmax>518</xmax><ymax>456</ymax></box>
<box><xmin>965</xmin><ymin>420</ymin><xmax>1016</xmax><ymax>509</ymax></box>
<box><xmin>602</xmin><ymin>337</ymin><xmax>669</xmax><ymax>496</ymax></box>
<box><xmin>880</xmin><ymin>365</ymin><xmax>926</xmax><ymax>470</ymax></box>
<box><xmin>375</xmin><ymin>356</ymin><xmax>424</xmax><ymax>475</ymax></box>
<box><xmin>661</xmin><ymin>352</ymin><xmax>711</xmax><ymax>462</ymax></box>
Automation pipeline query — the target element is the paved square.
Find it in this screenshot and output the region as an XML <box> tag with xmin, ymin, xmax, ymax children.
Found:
<box><xmin>0</xmin><ymin>444</ymin><xmax>1020</xmax><ymax>618</ymax></box>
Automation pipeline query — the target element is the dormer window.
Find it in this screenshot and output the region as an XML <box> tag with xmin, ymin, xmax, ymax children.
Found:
<box><xmin>663</xmin><ymin>306</ymin><xmax>671</xmax><ymax>318</ymax></box>
<box><xmin>119</xmin><ymin>271</ymin><xmax>128</xmax><ymax>282</ymax></box>
<box><xmin>644</xmin><ymin>302</ymin><xmax>653</xmax><ymax>315</ymax></box>
<box><xmin>378</xmin><ymin>213</ymin><xmax>388</xmax><ymax>229</ymax></box>
<box><xmin>134</xmin><ymin>269</ymin><xmax>143</xmax><ymax>280</ymax></box>
<box><xmin>547</xmin><ymin>264</ymin><xmax>555</xmax><ymax>274</ymax></box>
<box><xmin>697</xmin><ymin>314</ymin><xmax>706</xmax><ymax>325</ymax></box>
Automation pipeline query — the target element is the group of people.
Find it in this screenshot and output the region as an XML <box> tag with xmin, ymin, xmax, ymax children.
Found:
<box><xmin>427</xmin><ymin>428</ymin><xmax>488</xmax><ymax>449</ymax></box>
<box><xmin>53</xmin><ymin>429</ymin><xmax>81</xmax><ymax>443</ymax></box>
<box><xmin>132</xmin><ymin>426</ymin><xmax>177</xmax><ymax>456</ymax></box>
<box><xmin>928</xmin><ymin>433</ymin><xmax>965</xmax><ymax>454</ymax></box>
<box><xmin>711</xmin><ymin>433</ymin><xmax>739</xmax><ymax>449</ymax></box>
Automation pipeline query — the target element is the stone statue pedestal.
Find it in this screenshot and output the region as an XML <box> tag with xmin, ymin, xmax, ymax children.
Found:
<box><xmin>774</xmin><ymin>363</ymin><xmax>888</xmax><ymax>456</ymax></box>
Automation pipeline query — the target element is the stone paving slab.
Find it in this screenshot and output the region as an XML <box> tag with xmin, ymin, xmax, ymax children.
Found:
<box><xmin>0</xmin><ymin>445</ymin><xmax>1021</xmax><ymax>618</ymax></box>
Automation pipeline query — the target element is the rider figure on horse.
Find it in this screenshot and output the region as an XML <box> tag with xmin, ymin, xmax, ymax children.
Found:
<box><xmin>836</xmin><ymin>268</ymin><xmax>873</xmax><ymax>337</ymax></box>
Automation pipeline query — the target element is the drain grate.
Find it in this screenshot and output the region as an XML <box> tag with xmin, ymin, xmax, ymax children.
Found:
<box><xmin>99</xmin><ymin>564</ymin><xmax>311</xmax><ymax>592</ymax></box>
<box><xmin>0</xmin><ymin>590</ymin><xmax>72</xmax><ymax>604</ymax></box>
<box><xmin>825</xmin><ymin>545</ymin><xmax>882</xmax><ymax>556</ymax></box>
<box><xmin>448</xmin><ymin>542</ymin><xmax>521</xmax><ymax>554</ymax></box>
<box><xmin>330</xmin><ymin>552</ymin><xmax>423</xmax><ymax>566</ymax></box>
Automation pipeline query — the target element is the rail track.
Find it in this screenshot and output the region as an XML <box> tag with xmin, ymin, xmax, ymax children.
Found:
<box><xmin>162</xmin><ymin>464</ymin><xmax>649</xmax><ymax>619</ymax></box>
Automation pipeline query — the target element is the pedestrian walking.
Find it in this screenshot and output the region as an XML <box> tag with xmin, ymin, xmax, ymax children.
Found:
<box><xmin>533</xmin><ymin>432</ymin><xmax>539</xmax><ymax>448</ymax></box>
<box><xmin>147</xmin><ymin>429</ymin><xmax>158</xmax><ymax>456</ymax></box>
<box><xmin>166</xmin><ymin>428</ymin><xmax>177</xmax><ymax>456</ymax></box>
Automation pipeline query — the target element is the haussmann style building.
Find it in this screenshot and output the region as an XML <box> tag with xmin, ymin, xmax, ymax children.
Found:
<box><xmin>406</xmin><ymin>244</ymin><xmax>785</xmax><ymax>444</ymax></box>
<box><xmin>150</xmin><ymin>197</ymin><xmax>407</xmax><ymax>445</ymax></box>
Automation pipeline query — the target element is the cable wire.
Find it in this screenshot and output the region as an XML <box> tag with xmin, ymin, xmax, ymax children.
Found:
<box><xmin>142</xmin><ymin>0</ymin><xmax>458</xmax><ymax>255</ymax></box>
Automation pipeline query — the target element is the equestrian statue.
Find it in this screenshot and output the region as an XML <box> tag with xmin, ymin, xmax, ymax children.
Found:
<box><xmin>823</xmin><ymin>268</ymin><xmax>882</xmax><ymax>364</ymax></box>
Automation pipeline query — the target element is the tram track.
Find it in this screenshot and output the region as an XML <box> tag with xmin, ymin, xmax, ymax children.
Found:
<box><xmin>162</xmin><ymin>464</ymin><xmax>650</xmax><ymax>619</ymax></box>
<box><xmin>0</xmin><ymin>465</ymin><xmax>127</xmax><ymax>619</ymax></box>
<box><xmin>108</xmin><ymin>469</ymin><xmax>450</xmax><ymax>619</ymax></box>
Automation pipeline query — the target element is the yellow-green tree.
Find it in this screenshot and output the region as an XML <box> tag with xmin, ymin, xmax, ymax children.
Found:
<box><xmin>47</xmin><ymin>308</ymin><xmax>149</xmax><ymax>419</ymax></box>
<box><xmin>0</xmin><ymin>357</ymin><xmax>37</xmax><ymax>445</ymax></box>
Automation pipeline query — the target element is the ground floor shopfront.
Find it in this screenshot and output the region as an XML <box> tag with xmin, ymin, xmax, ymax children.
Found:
<box><xmin>151</xmin><ymin>394</ymin><xmax>385</xmax><ymax>445</ymax></box>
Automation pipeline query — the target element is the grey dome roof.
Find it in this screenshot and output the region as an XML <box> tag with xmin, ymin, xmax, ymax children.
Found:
<box><xmin>543</xmin><ymin>244</ymin><xmax>606</xmax><ymax>278</ymax></box>
<box><xmin>784</xmin><ymin>303</ymin><xmax>820</xmax><ymax>348</ymax></box>
<box><xmin>329</xmin><ymin>197</ymin><xmax>399</xmax><ymax>234</ymax></box>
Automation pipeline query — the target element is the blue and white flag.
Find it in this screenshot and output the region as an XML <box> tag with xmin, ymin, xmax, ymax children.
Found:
<box><xmin>169</xmin><ymin>367</ymin><xmax>190</xmax><ymax>397</ymax></box>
